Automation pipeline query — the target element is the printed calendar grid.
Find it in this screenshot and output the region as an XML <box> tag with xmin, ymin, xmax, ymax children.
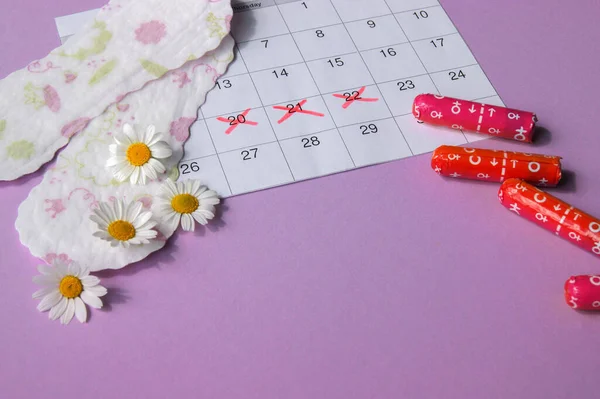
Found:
<box><xmin>237</xmin><ymin>40</ymin><xmax>299</xmax><ymax>178</ymax></box>
<box><xmin>233</xmin><ymin>3</ymin><xmax>442</xmax><ymax>39</ymax></box>
<box><xmin>181</xmin><ymin>0</ymin><xmax>504</xmax><ymax>196</ymax></box>
<box><xmin>195</xmin><ymin>63</ymin><xmax>484</xmax><ymax>112</ymax></box>
<box><xmin>55</xmin><ymin>0</ymin><xmax>505</xmax><ymax>198</ymax></box>
<box><xmin>188</xmin><ymin>93</ymin><xmax>499</xmax><ymax>156</ymax></box>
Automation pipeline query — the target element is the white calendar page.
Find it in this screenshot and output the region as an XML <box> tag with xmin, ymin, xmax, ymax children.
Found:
<box><xmin>55</xmin><ymin>0</ymin><xmax>504</xmax><ymax>197</ymax></box>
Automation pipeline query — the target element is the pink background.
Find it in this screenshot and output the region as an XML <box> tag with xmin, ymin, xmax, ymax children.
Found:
<box><xmin>1</xmin><ymin>0</ymin><xmax>600</xmax><ymax>398</ymax></box>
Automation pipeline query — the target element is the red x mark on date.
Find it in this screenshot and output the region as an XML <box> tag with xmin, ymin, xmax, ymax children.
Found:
<box><xmin>216</xmin><ymin>108</ymin><xmax>258</xmax><ymax>134</ymax></box>
<box><xmin>272</xmin><ymin>99</ymin><xmax>325</xmax><ymax>124</ymax></box>
<box><xmin>332</xmin><ymin>86</ymin><xmax>379</xmax><ymax>109</ymax></box>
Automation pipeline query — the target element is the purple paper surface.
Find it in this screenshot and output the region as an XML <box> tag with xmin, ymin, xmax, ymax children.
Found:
<box><xmin>1</xmin><ymin>0</ymin><xmax>599</xmax><ymax>398</ymax></box>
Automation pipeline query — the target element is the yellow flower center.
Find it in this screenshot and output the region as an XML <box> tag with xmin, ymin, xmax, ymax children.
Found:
<box><xmin>59</xmin><ymin>275</ymin><xmax>83</xmax><ymax>299</ymax></box>
<box><xmin>107</xmin><ymin>220</ymin><xmax>136</xmax><ymax>241</ymax></box>
<box><xmin>171</xmin><ymin>194</ymin><xmax>199</xmax><ymax>214</ymax></box>
<box><xmin>126</xmin><ymin>143</ymin><xmax>151</xmax><ymax>166</ymax></box>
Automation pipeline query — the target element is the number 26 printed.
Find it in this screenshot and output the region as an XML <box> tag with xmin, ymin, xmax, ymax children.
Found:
<box><xmin>180</xmin><ymin>162</ymin><xmax>200</xmax><ymax>175</ymax></box>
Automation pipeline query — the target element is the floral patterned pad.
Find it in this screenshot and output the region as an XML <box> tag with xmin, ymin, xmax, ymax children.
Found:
<box><xmin>0</xmin><ymin>0</ymin><xmax>232</xmax><ymax>181</ymax></box>
<box><xmin>12</xmin><ymin>0</ymin><xmax>234</xmax><ymax>271</ymax></box>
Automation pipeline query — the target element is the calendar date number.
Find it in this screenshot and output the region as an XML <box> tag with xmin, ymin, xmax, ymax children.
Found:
<box><xmin>430</xmin><ymin>38</ymin><xmax>444</xmax><ymax>48</ymax></box>
<box><xmin>343</xmin><ymin>91</ymin><xmax>362</xmax><ymax>101</ymax></box>
<box><xmin>215</xmin><ymin>79</ymin><xmax>232</xmax><ymax>90</ymax></box>
<box><xmin>449</xmin><ymin>70</ymin><xmax>466</xmax><ymax>80</ymax></box>
<box><xmin>241</xmin><ymin>148</ymin><xmax>258</xmax><ymax>160</ymax></box>
<box><xmin>327</xmin><ymin>58</ymin><xmax>345</xmax><ymax>68</ymax></box>
<box><xmin>397</xmin><ymin>80</ymin><xmax>415</xmax><ymax>91</ymax></box>
<box><xmin>180</xmin><ymin>162</ymin><xmax>200</xmax><ymax>175</ymax></box>
<box><xmin>360</xmin><ymin>124</ymin><xmax>378</xmax><ymax>135</ymax></box>
<box><xmin>302</xmin><ymin>136</ymin><xmax>321</xmax><ymax>148</ymax></box>
<box><xmin>272</xmin><ymin>68</ymin><xmax>289</xmax><ymax>78</ymax></box>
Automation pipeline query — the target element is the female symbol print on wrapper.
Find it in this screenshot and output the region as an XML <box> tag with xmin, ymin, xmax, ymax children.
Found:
<box><xmin>431</xmin><ymin>145</ymin><xmax>562</xmax><ymax>186</ymax></box>
<box><xmin>564</xmin><ymin>276</ymin><xmax>600</xmax><ymax>311</ymax></box>
<box><xmin>413</xmin><ymin>94</ymin><xmax>538</xmax><ymax>143</ymax></box>
<box><xmin>13</xmin><ymin>2</ymin><xmax>235</xmax><ymax>272</ymax></box>
<box><xmin>498</xmin><ymin>179</ymin><xmax>600</xmax><ymax>258</ymax></box>
<box><xmin>0</xmin><ymin>0</ymin><xmax>233</xmax><ymax>181</ymax></box>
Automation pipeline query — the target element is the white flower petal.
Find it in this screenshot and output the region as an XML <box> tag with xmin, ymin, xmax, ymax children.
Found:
<box><xmin>147</xmin><ymin>132</ymin><xmax>164</xmax><ymax>147</ymax></box>
<box><xmin>135</xmin><ymin>128</ymin><xmax>146</xmax><ymax>143</ymax></box>
<box><xmin>197</xmin><ymin>210</ymin><xmax>216</xmax><ymax>221</ymax></box>
<box><xmin>125</xmin><ymin>200</ymin><xmax>140</xmax><ymax>221</ymax></box>
<box><xmin>191</xmin><ymin>212</ymin><xmax>208</xmax><ymax>225</ymax></box>
<box><xmin>91</xmin><ymin>206</ymin><xmax>108</xmax><ymax>220</ymax></box>
<box><xmin>112</xmin><ymin>147</ymin><xmax>127</xmax><ymax>157</ymax></box>
<box><xmin>136</xmin><ymin>229</ymin><xmax>158</xmax><ymax>238</ymax></box>
<box><xmin>201</xmin><ymin>200</ymin><xmax>220</xmax><ymax>209</ymax></box>
<box><xmin>188</xmin><ymin>180</ymin><xmax>202</xmax><ymax>195</ymax></box>
<box><xmin>166</xmin><ymin>213</ymin><xmax>181</xmax><ymax>232</ymax></box>
<box><xmin>195</xmin><ymin>210</ymin><xmax>213</xmax><ymax>224</ymax></box>
<box><xmin>149</xmin><ymin>141</ymin><xmax>173</xmax><ymax>159</ymax></box>
<box><xmin>37</xmin><ymin>290</ymin><xmax>62</xmax><ymax>312</ymax></box>
<box><xmin>106</xmin><ymin>156</ymin><xmax>127</xmax><ymax>167</ymax></box>
<box><xmin>84</xmin><ymin>285</ymin><xmax>107</xmax><ymax>297</ymax></box>
<box><xmin>199</xmin><ymin>189</ymin><xmax>219</xmax><ymax>200</ymax></box>
<box><xmin>199</xmin><ymin>204</ymin><xmax>216</xmax><ymax>213</ymax></box>
<box><xmin>114</xmin><ymin>164</ymin><xmax>135</xmax><ymax>182</ymax></box>
<box><xmin>36</xmin><ymin>265</ymin><xmax>56</xmax><ymax>277</ymax></box>
<box><xmin>67</xmin><ymin>262</ymin><xmax>80</xmax><ymax>277</ymax></box>
<box><xmin>49</xmin><ymin>297</ymin><xmax>68</xmax><ymax>320</ymax></box>
<box><xmin>162</xmin><ymin>179</ymin><xmax>178</xmax><ymax>197</ymax></box>
<box><xmin>61</xmin><ymin>299</ymin><xmax>75</xmax><ymax>325</ymax></box>
<box><xmin>81</xmin><ymin>291</ymin><xmax>103</xmax><ymax>309</ymax></box>
<box><xmin>130</xmin><ymin>167</ymin><xmax>141</xmax><ymax>185</ymax></box>
<box><xmin>81</xmin><ymin>275</ymin><xmax>100</xmax><ymax>287</ymax></box>
<box><xmin>128</xmin><ymin>237</ymin><xmax>144</xmax><ymax>245</ymax></box>
<box><xmin>181</xmin><ymin>214</ymin><xmax>195</xmax><ymax>232</ymax></box>
<box><xmin>32</xmin><ymin>274</ymin><xmax>59</xmax><ymax>286</ymax></box>
<box><xmin>99</xmin><ymin>202</ymin><xmax>116</xmax><ymax>222</ymax></box>
<box><xmin>113</xmin><ymin>132</ymin><xmax>128</xmax><ymax>146</ymax></box>
<box><xmin>55</xmin><ymin>261</ymin><xmax>69</xmax><ymax>277</ymax></box>
<box><xmin>79</xmin><ymin>266</ymin><xmax>91</xmax><ymax>278</ymax></box>
<box><xmin>32</xmin><ymin>286</ymin><xmax>57</xmax><ymax>299</ymax></box>
<box><xmin>182</xmin><ymin>180</ymin><xmax>191</xmax><ymax>194</ymax></box>
<box><xmin>142</xmin><ymin>163</ymin><xmax>158</xmax><ymax>181</ymax></box>
<box><xmin>122</xmin><ymin>123</ymin><xmax>134</xmax><ymax>138</ymax></box>
<box><xmin>133</xmin><ymin>211</ymin><xmax>152</xmax><ymax>228</ymax></box>
<box><xmin>145</xmin><ymin>125</ymin><xmax>156</xmax><ymax>142</ymax></box>
<box><xmin>157</xmin><ymin>203</ymin><xmax>175</xmax><ymax>214</ymax></box>
<box><xmin>148</xmin><ymin>158</ymin><xmax>166</xmax><ymax>174</ymax></box>
<box><xmin>137</xmin><ymin>220</ymin><xmax>157</xmax><ymax>232</ymax></box>
<box><xmin>90</xmin><ymin>214</ymin><xmax>109</xmax><ymax>229</ymax></box>
<box><xmin>74</xmin><ymin>297</ymin><xmax>87</xmax><ymax>323</ymax></box>
<box><xmin>93</xmin><ymin>231</ymin><xmax>111</xmax><ymax>240</ymax></box>
<box><xmin>116</xmin><ymin>199</ymin><xmax>126</xmax><ymax>219</ymax></box>
<box><xmin>138</xmin><ymin>169</ymin><xmax>148</xmax><ymax>186</ymax></box>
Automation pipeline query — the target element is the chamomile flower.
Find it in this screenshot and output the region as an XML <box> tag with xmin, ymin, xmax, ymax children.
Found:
<box><xmin>106</xmin><ymin>123</ymin><xmax>173</xmax><ymax>185</ymax></box>
<box><xmin>90</xmin><ymin>199</ymin><xmax>158</xmax><ymax>248</ymax></box>
<box><xmin>32</xmin><ymin>260</ymin><xmax>107</xmax><ymax>325</ymax></box>
<box><xmin>157</xmin><ymin>179</ymin><xmax>220</xmax><ymax>232</ymax></box>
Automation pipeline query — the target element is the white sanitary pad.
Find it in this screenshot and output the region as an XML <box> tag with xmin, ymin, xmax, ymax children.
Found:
<box><xmin>0</xmin><ymin>0</ymin><xmax>232</xmax><ymax>181</ymax></box>
<box><xmin>16</xmin><ymin>36</ymin><xmax>235</xmax><ymax>271</ymax></box>
<box><xmin>9</xmin><ymin>0</ymin><xmax>236</xmax><ymax>271</ymax></box>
